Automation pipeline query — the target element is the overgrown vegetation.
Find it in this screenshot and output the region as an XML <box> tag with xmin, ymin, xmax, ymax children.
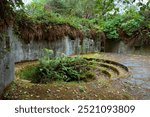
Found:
<box><xmin>12</xmin><ymin>0</ymin><xmax>150</xmax><ymax>46</ymax></box>
<box><xmin>1</xmin><ymin>0</ymin><xmax>150</xmax><ymax>45</ymax></box>
<box><xmin>18</xmin><ymin>49</ymin><xmax>95</xmax><ymax>83</ymax></box>
<box><xmin>0</xmin><ymin>0</ymin><xmax>23</xmax><ymax>31</ymax></box>
<box><xmin>14</xmin><ymin>18</ymin><xmax>84</xmax><ymax>43</ymax></box>
<box><xmin>100</xmin><ymin>8</ymin><xmax>150</xmax><ymax>46</ymax></box>
<box><xmin>1</xmin><ymin>0</ymin><xmax>150</xmax><ymax>100</ymax></box>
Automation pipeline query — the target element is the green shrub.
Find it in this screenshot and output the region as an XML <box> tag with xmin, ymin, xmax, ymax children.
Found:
<box><xmin>101</xmin><ymin>15</ymin><xmax>124</xmax><ymax>40</ymax></box>
<box><xmin>19</xmin><ymin>49</ymin><xmax>96</xmax><ymax>83</ymax></box>
<box><xmin>33</xmin><ymin>55</ymin><xmax>95</xmax><ymax>83</ymax></box>
<box><xmin>121</xmin><ymin>18</ymin><xmax>144</xmax><ymax>36</ymax></box>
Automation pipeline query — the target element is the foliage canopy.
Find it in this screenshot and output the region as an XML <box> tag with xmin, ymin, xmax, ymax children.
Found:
<box><xmin>1</xmin><ymin>0</ymin><xmax>150</xmax><ymax>44</ymax></box>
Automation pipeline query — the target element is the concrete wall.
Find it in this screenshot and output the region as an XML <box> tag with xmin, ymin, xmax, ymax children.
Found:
<box><xmin>105</xmin><ymin>40</ymin><xmax>150</xmax><ymax>55</ymax></box>
<box><xmin>0</xmin><ymin>27</ymin><xmax>14</xmax><ymax>97</ymax></box>
<box><xmin>13</xmin><ymin>35</ymin><xmax>102</xmax><ymax>62</ymax></box>
<box><xmin>0</xmin><ymin>26</ymin><xmax>102</xmax><ymax>97</ymax></box>
<box><xmin>1</xmin><ymin>26</ymin><xmax>150</xmax><ymax>96</ymax></box>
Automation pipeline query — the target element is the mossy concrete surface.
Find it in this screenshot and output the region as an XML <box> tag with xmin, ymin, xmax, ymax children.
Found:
<box><xmin>0</xmin><ymin>27</ymin><xmax>14</xmax><ymax>97</ymax></box>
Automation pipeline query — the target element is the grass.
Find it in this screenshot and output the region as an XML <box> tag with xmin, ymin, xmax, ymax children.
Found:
<box><xmin>16</xmin><ymin>65</ymin><xmax>37</xmax><ymax>81</ymax></box>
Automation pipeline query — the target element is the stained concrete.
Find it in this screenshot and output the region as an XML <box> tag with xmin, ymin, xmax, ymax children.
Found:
<box><xmin>117</xmin><ymin>54</ymin><xmax>150</xmax><ymax>99</ymax></box>
<box><xmin>99</xmin><ymin>53</ymin><xmax>150</xmax><ymax>99</ymax></box>
<box><xmin>13</xmin><ymin>35</ymin><xmax>101</xmax><ymax>62</ymax></box>
<box><xmin>0</xmin><ymin>27</ymin><xmax>14</xmax><ymax>97</ymax></box>
<box><xmin>2</xmin><ymin>26</ymin><xmax>150</xmax><ymax>98</ymax></box>
<box><xmin>105</xmin><ymin>40</ymin><xmax>150</xmax><ymax>56</ymax></box>
<box><xmin>0</xmin><ymin>26</ymin><xmax>103</xmax><ymax>96</ymax></box>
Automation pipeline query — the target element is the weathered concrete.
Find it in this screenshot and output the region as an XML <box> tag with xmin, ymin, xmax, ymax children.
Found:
<box><xmin>0</xmin><ymin>26</ymin><xmax>102</xmax><ymax>96</ymax></box>
<box><xmin>13</xmin><ymin>35</ymin><xmax>101</xmax><ymax>62</ymax></box>
<box><xmin>105</xmin><ymin>40</ymin><xmax>150</xmax><ymax>56</ymax></box>
<box><xmin>94</xmin><ymin>53</ymin><xmax>150</xmax><ymax>99</ymax></box>
<box><xmin>0</xmin><ymin>27</ymin><xmax>14</xmax><ymax>97</ymax></box>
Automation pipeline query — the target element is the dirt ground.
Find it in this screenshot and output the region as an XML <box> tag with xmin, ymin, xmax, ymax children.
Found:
<box><xmin>2</xmin><ymin>53</ymin><xmax>146</xmax><ymax>100</ymax></box>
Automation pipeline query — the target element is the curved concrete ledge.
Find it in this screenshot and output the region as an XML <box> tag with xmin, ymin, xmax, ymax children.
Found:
<box><xmin>85</xmin><ymin>58</ymin><xmax>129</xmax><ymax>72</ymax></box>
<box><xmin>85</xmin><ymin>58</ymin><xmax>130</xmax><ymax>80</ymax></box>
<box><xmin>100</xmin><ymin>59</ymin><xmax>129</xmax><ymax>72</ymax></box>
<box><xmin>98</xmin><ymin>63</ymin><xmax>120</xmax><ymax>75</ymax></box>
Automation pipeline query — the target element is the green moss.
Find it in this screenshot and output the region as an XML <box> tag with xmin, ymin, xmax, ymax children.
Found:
<box><xmin>17</xmin><ymin>65</ymin><xmax>37</xmax><ymax>81</ymax></box>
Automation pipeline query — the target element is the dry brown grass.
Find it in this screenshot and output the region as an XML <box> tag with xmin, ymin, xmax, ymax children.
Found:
<box><xmin>15</xmin><ymin>20</ymin><xmax>84</xmax><ymax>43</ymax></box>
<box><xmin>118</xmin><ymin>27</ymin><xmax>150</xmax><ymax>47</ymax></box>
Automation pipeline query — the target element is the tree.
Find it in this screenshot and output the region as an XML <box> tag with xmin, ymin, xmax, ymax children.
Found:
<box><xmin>0</xmin><ymin>0</ymin><xmax>24</xmax><ymax>30</ymax></box>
